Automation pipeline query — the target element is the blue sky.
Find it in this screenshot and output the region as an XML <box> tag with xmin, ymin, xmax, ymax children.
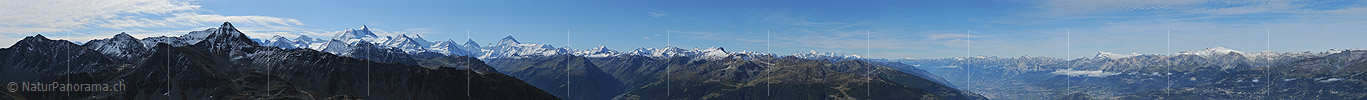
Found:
<box><xmin>2</xmin><ymin>0</ymin><xmax>1366</xmax><ymax>59</ymax></box>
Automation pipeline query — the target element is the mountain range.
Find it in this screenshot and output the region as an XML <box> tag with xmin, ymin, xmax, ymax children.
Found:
<box><xmin>892</xmin><ymin>47</ymin><xmax>1367</xmax><ymax>99</ymax></box>
<box><xmin>2</xmin><ymin>22</ymin><xmax>984</xmax><ymax>100</ymax></box>
<box><xmin>10</xmin><ymin>22</ymin><xmax>1361</xmax><ymax>100</ymax></box>
<box><xmin>248</xmin><ymin>25</ymin><xmax>987</xmax><ymax>99</ymax></box>
<box><xmin>0</xmin><ymin>22</ymin><xmax>557</xmax><ymax>99</ymax></box>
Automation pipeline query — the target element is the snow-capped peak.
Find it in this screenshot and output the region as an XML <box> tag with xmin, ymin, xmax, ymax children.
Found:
<box><xmin>320</xmin><ymin>39</ymin><xmax>352</xmax><ymax>53</ymax></box>
<box><xmin>411</xmin><ymin>34</ymin><xmax>434</xmax><ymax>46</ymax></box>
<box><xmin>219</xmin><ymin>21</ymin><xmax>236</xmax><ymax>29</ymax></box>
<box><xmin>136</xmin><ymin>22</ymin><xmax>248</xmax><ymax>48</ymax></box>
<box><xmin>381</xmin><ymin>34</ymin><xmax>435</xmax><ymax>54</ymax></box>
<box><xmin>32</xmin><ymin>34</ymin><xmax>46</xmax><ymax>39</ymax></box>
<box><xmin>333</xmin><ymin>25</ymin><xmax>380</xmax><ymax>41</ymax></box>
<box><xmin>295</xmin><ymin>35</ymin><xmax>314</xmax><ymax>41</ymax></box>
<box><xmin>360</xmin><ymin>25</ymin><xmax>370</xmax><ymax>31</ymax></box>
<box><xmin>1203</xmin><ymin>46</ymin><xmax>1240</xmax><ymax>53</ymax></box>
<box><xmin>433</xmin><ymin>39</ymin><xmax>457</xmax><ymax>46</ymax></box>
<box><xmin>1177</xmin><ymin>46</ymin><xmax>1242</xmax><ymax>56</ymax></box>
<box><xmin>697</xmin><ymin>47</ymin><xmax>729</xmax><ymax>59</ymax></box>
<box><xmin>658</xmin><ymin>46</ymin><xmax>687</xmax><ymax>57</ymax></box>
<box><xmin>791</xmin><ymin>50</ymin><xmax>862</xmax><ymax>60</ymax></box>
<box><xmin>573</xmin><ymin>45</ymin><xmax>617</xmax><ymax>58</ymax></box>
<box><xmin>1327</xmin><ymin>48</ymin><xmax>1352</xmax><ymax>54</ymax></box>
<box><xmin>464</xmin><ymin>39</ymin><xmax>482</xmax><ymax>49</ymax></box>
<box><xmin>623</xmin><ymin>46</ymin><xmax>673</xmax><ymax>58</ymax></box>
<box><xmin>192</xmin><ymin>22</ymin><xmax>257</xmax><ymax>46</ymax></box>
<box><xmin>84</xmin><ymin>32</ymin><xmax>148</xmax><ymax>62</ymax></box>
<box><xmin>270</xmin><ymin>35</ymin><xmax>290</xmax><ymax>41</ymax></box>
<box><xmin>113</xmin><ymin>32</ymin><xmax>135</xmax><ymax>40</ymax></box>
<box><xmin>465</xmin><ymin>39</ymin><xmax>480</xmax><ymax>46</ymax></box>
<box><xmin>1096</xmin><ymin>51</ymin><xmax>1141</xmax><ymax>59</ymax></box>
<box><xmin>478</xmin><ymin>36</ymin><xmax>567</xmax><ymax>59</ymax></box>
<box><xmin>429</xmin><ymin>39</ymin><xmax>469</xmax><ymax>56</ymax></box>
<box><xmin>311</xmin><ymin>25</ymin><xmax>390</xmax><ymax>53</ymax></box>
<box><xmin>261</xmin><ymin>35</ymin><xmax>300</xmax><ymax>49</ymax></box>
<box><xmin>703</xmin><ymin>47</ymin><xmax>724</xmax><ymax>51</ymax></box>
<box><xmin>617</xmin><ymin>46</ymin><xmax>740</xmax><ymax>60</ymax></box>
<box><xmin>498</xmin><ymin>35</ymin><xmax>520</xmax><ymax>45</ymax></box>
<box><xmin>589</xmin><ymin>45</ymin><xmax>612</xmax><ymax>52</ymax></box>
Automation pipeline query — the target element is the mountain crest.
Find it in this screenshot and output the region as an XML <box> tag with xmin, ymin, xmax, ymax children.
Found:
<box><xmin>1178</xmin><ymin>46</ymin><xmax>1243</xmax><ymax>56</ymax></box>
<box><xmin>499</xmin><ymin>35</ymin><xmax>520</xmax><ymax>44</ymax></box>
<box><xmin>573</xmin><ymin>45</ymin><xmax>617</xmax><ymax>57</ymax></box>
<box><xmin>84</xmin><ymin>32</ymin><xmax>149</xmax><ymax>63</ymax></box>
<box><xmin>1201</xmin><ymin>46</ymin><xmax>1239</xmax><ymax>53</ymax></box>
<box><xmin>18</xmin><ymin>34</ymin><xmax>55</xmax><ymax>45</ymax></box>
<box><xmin>789</xmin><ymin>50</ymin><xmax>864</xmax><ymax>60</ymax></box>
<box><xmin>464</xmin><ymin>39</ymin><xmax>483</xmax><ymax>54</ymax></box>
<box><xmin>591</xmin><ymin>45</ymin><xmax>610</xmax><ymax>51</ymax></box>
<box><xmin>465</xmin><ymin>39</ymin><xmax>480</xmax><ymax>46</ymax></box>
<box><xmin>31</xmin><ymin>34</ymin><xmax>46</xmax><ymax>39</ymax></box>
<box><xmin>213</xmin><ymin>22</ymin><xmax>242</xmax><ymax>35</ymax></box>
<box><xmin>220</xmin><ymin>22</ymin><xmax>235</xmax><ymax>29</ymax></box>
<box><xmin>662</xmin><ymin>46</ymin><xmax>684</xmax><ymax>51</ymax></box>
<box><xmin>1095</xmin><ymin>51</ymin><xmax>1141</xmax><ymax>59</ymax></box>
<box><xmin>335</xmin><ymin>25</ymin><xmax>379</xmax><ymax>40</ymax></box>
<box><xmin>271</xmin><ymin>35</ymin><xmax>289</xmax><ymax>40</ymax></box>
<box><xmin>195</xmin><ymin>21</ymin><xmax>258</xmax><ymax>46</ymax></box>
<box><xmin>355</xmin><ymin>40</ymin><xmax>378</xmax><ymax>47</ymax></box>
<box><xmin>113</xmin><ymin>32</ymin><xmax>135</xmax><ymax>39</ymax></box>
<box><xmin>295</xmin><ymin>35</ymin><xmax>313</xmax><ymax>41</ymax></box>
<box><xmin>442</xmin><ymin>39</ymin><xmax>457</xmax><ymax>44</ymax></box>
<box><xmin>704</xmin><ymin>47</ymin><xmax>724</xmax><ymax>52</ymax></box>
<box><xmin>320</xmin><ymin>39</ymin><xmax>351</xmax><ymax>53</ymax></box>
<box><xmin>427</xmin><ymin>39</ymin><xmax>469</xmax><ymax>56</ymax></box>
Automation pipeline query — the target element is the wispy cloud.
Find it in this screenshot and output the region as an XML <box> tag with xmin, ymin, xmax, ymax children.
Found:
<box><xmin>761</xmin><ymin>9</ymin><xmax>845</xmax><ymax>27</ymax></box>
<box><xmin>98</xmin><ymin>12</ymin><xmax>303</xmax><ymax>29</ymax></box>
<box><xmin>1035</xmin><ymin>0</ymin><xmax>1326</xmax><ymax>16</ymax></box>
<box><xmin>380</xmin><ymin>27</ymin><xmax>438</xmax><ymax>37</ymax></box>
<box><xmin>754</xmin><ymin>10</ymin><xmax>943</xmax><ymax>58</ymax></box>
<box><xmin>0</xmin><ymin>0</ymin><xmax>313</xmax><ymax>46</ymax></box>
<box><xmin>928</xmin><ymin>33</ymin><xmax>975</xmax><ymax>40</ymax></box>
<box><xmin>649</xmin><ymin>10</ymin><xmax>669</xmax><ymax>18</ymax></box>
<box><xmin>668</xmin><ymin>30</ymin><xmax>720</xmax><ymax>39</ymax></box>
<box><xmin>0</xmin><ymin>0</ymin><xmax>199</xmax><ymax>32</ymax></box>
<box><xmin>773</xmin><ymin>29</ymin><xmax>932</xmax><ymax>50</ymax></box>
<box><xmin>1036</xmin><ymin>0</ymin><xmax>1204</xmax><ymax>16</ymax></box>
<box><xmin>668</xmin><ymin>30</ymin><xmax>765</xmax><ymax>44</ymax></box>
<box><xmin>938</xmin><ymin>0</ymin><xmax>1367</xmax><ymax>59</ymax></box>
